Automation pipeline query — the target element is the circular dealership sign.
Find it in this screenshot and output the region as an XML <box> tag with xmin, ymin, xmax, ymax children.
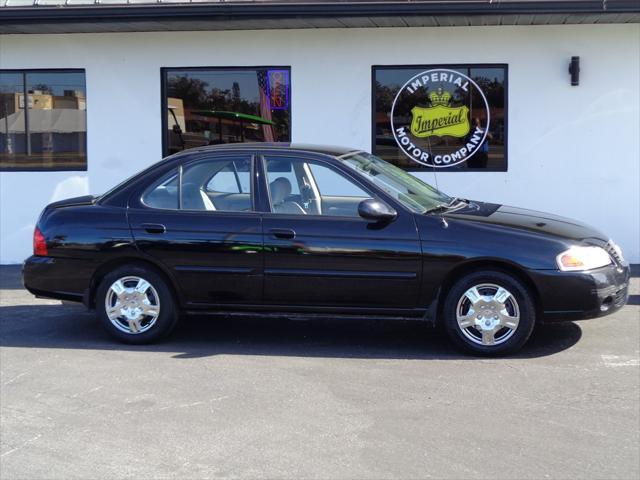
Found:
<box><xmin>390</xmin><ymin>69</ymin><xmax>490</xmax><ymax>168</ymax></box>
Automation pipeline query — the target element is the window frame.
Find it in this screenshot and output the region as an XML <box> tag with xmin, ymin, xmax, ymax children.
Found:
<box><xmin>160</xmin><ymin>66</ymin><xmax>292</xmax><ymax>158</ymax></box>
<box><xmin>0</xmin><ymin>68</ymin><xmax>88</xmax><ymax>172</ymax></box>
<box><xmin>371</xmin><ymin>63</ymin><xmax>509</xmax><ymax>173</ymax></box>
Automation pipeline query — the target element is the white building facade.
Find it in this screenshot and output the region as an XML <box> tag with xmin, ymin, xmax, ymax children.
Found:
<box><xmin>1</xmin><ymin>1</ymin><xmax>639</xmax><ymax>263</ymax></box>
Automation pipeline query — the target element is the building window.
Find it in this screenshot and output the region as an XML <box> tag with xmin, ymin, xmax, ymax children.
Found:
<box><xmin>0</xmin><ymin>70</ymin><xmax>87</xmax><ymax>171</ymax></box>
<box><xmin>162</xmin><ymin>67</ymin><xmax>291</xmax><ymax>156</ymax></box>
<box><xmin>373</xmin><ymin>65</ymin><xmax>507</xmax><ymax>171</ymax></box>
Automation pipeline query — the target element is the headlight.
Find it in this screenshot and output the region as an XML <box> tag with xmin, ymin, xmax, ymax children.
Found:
<box><xmin>556</xmin><ymin>246</ymin><xmax>612</xmax><ymax>271</ymax></box>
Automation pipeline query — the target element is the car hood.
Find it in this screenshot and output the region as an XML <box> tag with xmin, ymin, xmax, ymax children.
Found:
<box><xmin>444</xmin><ymin>202</ymin><xmax>609</xmax><ymax>245</ymax></box>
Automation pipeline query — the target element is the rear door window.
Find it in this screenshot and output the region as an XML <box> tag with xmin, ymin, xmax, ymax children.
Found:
<box><xmin>205</xmin><ymin>160</ymin><xmax>251</xmax><ymax>194</ymax></box>
<box><xmin>142</xmin><ymin>169</ymin><xmax>179</xmax><ymax>209</ymax></box>
<box><xmin>142</xmin><ymin>156</ymin><xmax>253</xmax><ymax>212</ymax></box>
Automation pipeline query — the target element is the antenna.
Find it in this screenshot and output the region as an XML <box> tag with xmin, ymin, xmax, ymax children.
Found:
<box><xmin>426</xmin><ymin>135</ymin><xmax>448</xmax><ymax>228</ymax></box>
<box><xmin>425</xmin><ymin>134</ymin><xmax>440</xmax><ymax>193</ymax></box>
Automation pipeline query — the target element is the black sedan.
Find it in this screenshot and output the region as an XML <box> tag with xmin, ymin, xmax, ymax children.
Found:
<box><xmin>23</xmin><ymin>144</ymin><xmax>630</xmax><ymax>355</ymax></box>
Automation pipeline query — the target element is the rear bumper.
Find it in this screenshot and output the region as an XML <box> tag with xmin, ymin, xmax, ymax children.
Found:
<box><xmin>22</xmin><ymin>255</ymin><xmax>93</xmax><ymax>304</ymax></box>
<box><xmin>530</xmin><ymin>263</ymin><xmax>630</xmax><ymax>322</ymax></box>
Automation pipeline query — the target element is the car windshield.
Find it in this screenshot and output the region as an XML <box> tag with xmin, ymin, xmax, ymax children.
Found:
<box><xmin>340</xmin><ymin>151</ymin><xmax>452</xmax><ymax>213</ymax></box>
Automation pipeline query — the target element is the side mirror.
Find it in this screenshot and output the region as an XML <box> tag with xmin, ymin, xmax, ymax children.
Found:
<box><xmin>358</xmin><ymin>198</ymin><xmax>397</xmax><ymax>222</ymax></box>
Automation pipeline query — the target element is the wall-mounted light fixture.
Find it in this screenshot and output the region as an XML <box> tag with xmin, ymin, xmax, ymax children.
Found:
<box><xmin>569</xmin><ymin>56</ymin><xmax>580</xmax><ymax>86</ymax></box>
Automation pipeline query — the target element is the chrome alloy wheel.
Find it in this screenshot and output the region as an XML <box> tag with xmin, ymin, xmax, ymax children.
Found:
<box><xmin>104</xmin><ymin>276</ymin><xmax>160</xmax><ymax>334</ymax></box>
<box><xmin>455</xmin><ymin>283</ymin><xmax>520</xmax><ymax>346</ymax></box>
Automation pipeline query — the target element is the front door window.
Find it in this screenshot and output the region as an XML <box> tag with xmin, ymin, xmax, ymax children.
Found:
<box><xmin>263</xmin><ymin>156</ymin><xmax>372</xmax><ymax>217</ymax></box>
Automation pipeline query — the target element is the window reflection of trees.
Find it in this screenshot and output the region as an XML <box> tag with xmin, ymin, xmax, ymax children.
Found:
<box><xmin>165</xmin><ymin>70</ymin><xmax>291</xmax><ymax>155</ymax></box>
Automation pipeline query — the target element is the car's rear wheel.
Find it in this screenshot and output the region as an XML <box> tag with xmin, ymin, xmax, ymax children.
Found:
<box><xmin>96</xmin><ymin>265</ymin><xmax>178</xmax><ymax>344</ymax></box>
<box><xmin>442</xmin><ymin>270</ymin><xmax>536</xmax><ymax>355</ymax></box>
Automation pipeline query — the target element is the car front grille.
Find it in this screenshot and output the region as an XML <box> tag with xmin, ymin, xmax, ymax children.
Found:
<box><xmin>605</xmin><ymin>240</ymin><xmax>624</xmax><ymax>266</ymax></box>
<box><xmin>614</xmin><ymin>287</ymin><xmax>629</xmax><ymax>307</ymax></box>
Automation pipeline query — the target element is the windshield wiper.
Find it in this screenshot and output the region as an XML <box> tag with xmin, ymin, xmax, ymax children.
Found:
<box><xmin>446</xmin><ymin>197</ymin><xmax>469</xmax><ymax>207</ymax></box>
<box><xmin>424</xmin><ymin>204</ymin><xmax>450</xmax><ymax>214</ymax></box>
<box><xmin>424</xmin><ymin>198</ymin><xmax>468</xmax><ymax>214</ymax></box>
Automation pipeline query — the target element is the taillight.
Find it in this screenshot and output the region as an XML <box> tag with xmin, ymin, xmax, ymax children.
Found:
<box><xmin>33</xmin><ymin>227</ymin><xmax>48</xmax><ymax>256</ymax></box>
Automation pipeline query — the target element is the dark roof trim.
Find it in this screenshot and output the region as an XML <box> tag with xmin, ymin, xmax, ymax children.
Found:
<box><xmin>2</xmin><ymin>1</ymin><xmax>639</xmax><ymax>22</ymax></box>
<box><xmin>1</xmin><ymin>1</ymin><xmax>638</xmax><ymax>34</ymax></box>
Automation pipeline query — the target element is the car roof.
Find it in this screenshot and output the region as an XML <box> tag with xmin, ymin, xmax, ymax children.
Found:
<box><xmin>184</xmin><ymin>143</ymin><xmax>361</xmax><ymax>157</ymax></box>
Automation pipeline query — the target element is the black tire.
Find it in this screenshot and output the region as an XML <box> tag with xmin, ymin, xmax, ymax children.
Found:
<box><xmin>96</xmin><ymin>264</ymin><xmax>178</xmax><ymax>344</ymax></box>
<box><xmin>442</xmin><ymin>270</ymin><xmax>536</xmax><ymax>356</ymax></box>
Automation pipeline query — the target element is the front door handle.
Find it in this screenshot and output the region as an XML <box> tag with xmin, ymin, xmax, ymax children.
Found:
<box><xmin>269</xmin><ymin>228</ymin><xmax>296</xmax><ymax>240</ymax></box>
<box><xmin>142</xmin><ymin>223</ymin><xmax>166</xmax><ymax>234</ymax></box>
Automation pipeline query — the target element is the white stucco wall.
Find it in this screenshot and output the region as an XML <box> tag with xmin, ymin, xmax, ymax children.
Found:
<box><xmin>1</xmin><ymin>24</ymin><xmax>639</xmax><ymax>264</ymax></box>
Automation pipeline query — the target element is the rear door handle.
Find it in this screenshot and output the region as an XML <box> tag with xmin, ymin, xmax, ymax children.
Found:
<box><xmin>269</xmin><ymin>228</ymin><xmax>296</xmax><ymax>240</ymax></box>
<box><xmin>142</xmin><ymin>223</ymin><xmax>166</xmax><ymax>234</ymax></box>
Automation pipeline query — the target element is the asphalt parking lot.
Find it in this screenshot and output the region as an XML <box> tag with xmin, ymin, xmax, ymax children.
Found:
<box><xmin>1</xmin><ymin>265</ymin><xmax>639</xmax><ymax>480</ymax></box>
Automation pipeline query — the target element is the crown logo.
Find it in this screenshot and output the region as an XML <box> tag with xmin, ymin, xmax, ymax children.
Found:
<box><xmin>428</xmin><ymin>87</ymin><xmax>452</xmax><ymax>107</ymax></box>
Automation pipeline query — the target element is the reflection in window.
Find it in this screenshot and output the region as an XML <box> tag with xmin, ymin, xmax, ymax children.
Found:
<box><xmin>373</xmin><ymin>65</ymin><xmax>507</xmax><ymax>171</ymax></box>
<box><xmin>163</xmin><ymin>68</ymin><xmax>291</xmax><ymax>155</ymax></box>
<box><xmin>0</xmin><ymin>70</ymin><xmax>87</xmax><ymax>171</ymax></box>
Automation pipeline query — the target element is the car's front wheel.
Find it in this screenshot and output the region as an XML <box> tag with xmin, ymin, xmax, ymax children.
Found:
<box><xmin>96</xmin><ymin>265</ymin><xmax>178</xmax><ymax>344</ymax></box>
<box><xmin>442</xmin><ymin>270</ymin><xmax>536</xmax><ymax>355</ymax></box>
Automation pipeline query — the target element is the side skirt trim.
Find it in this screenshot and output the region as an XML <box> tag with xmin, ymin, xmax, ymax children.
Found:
<box><xmin>184</xmin><ymin>310</ymin><xmax>432</xmax><ymax>323</ymax></box>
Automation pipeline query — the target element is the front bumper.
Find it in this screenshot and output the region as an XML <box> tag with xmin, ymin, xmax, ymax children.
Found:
<box><xmin>530</xmin><ymin>263</ymin><xmax>630</xmax><ymax>322</ymax></box>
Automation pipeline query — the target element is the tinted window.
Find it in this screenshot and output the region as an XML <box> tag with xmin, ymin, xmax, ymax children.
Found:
<box><xmin>143</xmin><ymin>169</ymin><xmax>179</xmax><ymax>210</ymax></box>
<box><xmin>143</xmin><ymin>157</ymin><xmax>253</xmax><ymax>212</ymax></box>
<box><xmin>265</xmin><ymin>157</ymin><xmax>300</xmax><ymax>195</ymax></box>
<box><xmin>0</xmin><ymin>70</ymin><xmax>87</xmax><ymax>171</ymax></box>
<box><xmin>184</xmin><ymin>157</ymin><xmax>252</xmax><ymax>212</ymax></box>
<box><xmin>206</xmin><ymin>160</ymin><xmax>251</xmax><ymax>194</ymax></box>
<box><xmin>373</xmin><ymin>65</ymin><xmax>507</xmax><ymax>171</ymax></box>
<box><xmin>265</xmin><ymin>156</ymin><xmax>371</xmax><ymax>217</ymax></box>
<box><xmin>163</xmin><ymin>68</ymin><xmax>291</xmax><ymax>155</ymax></box>
<box><xmin>308</xmin><ymin>163</ymin><xmax>369</xmax><ymax>198</ymax></box>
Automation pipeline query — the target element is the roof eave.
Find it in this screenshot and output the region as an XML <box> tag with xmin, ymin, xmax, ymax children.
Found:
<box><xmin>1</xmin><ymin>1</ymin><xmax>638</xmax><ymax>34</ymax></box>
